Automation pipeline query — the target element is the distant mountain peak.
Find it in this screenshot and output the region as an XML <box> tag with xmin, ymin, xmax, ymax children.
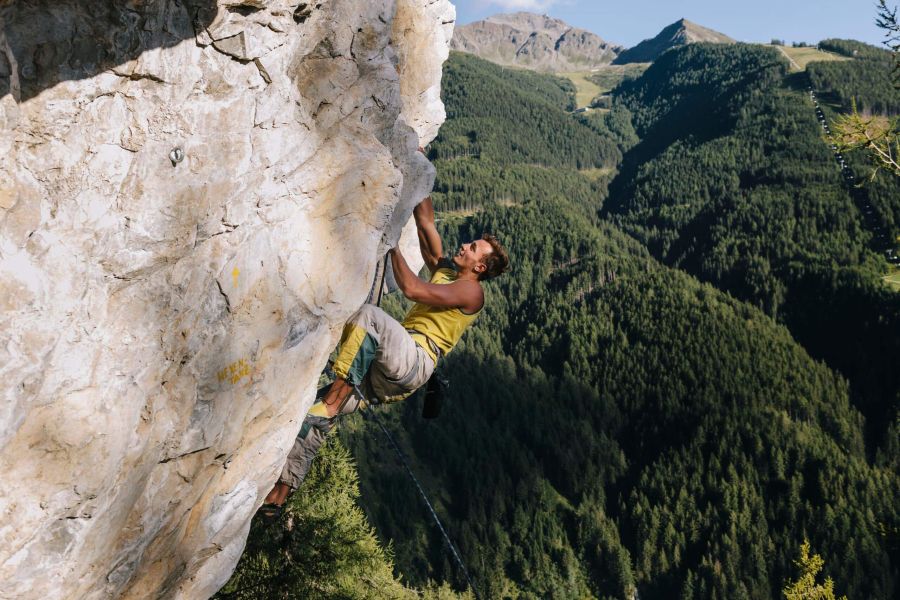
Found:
<box><xmin>451</xmin><ymin>12</ymin><xmax>623</xmax><ymax>72</ymax></box>
<box><xmin>614</xmin><ymin>18</ymin><xmax>734</xmax><ymax>64</ymax></box>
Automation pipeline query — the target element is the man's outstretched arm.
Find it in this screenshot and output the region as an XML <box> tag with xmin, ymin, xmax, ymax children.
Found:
<box><xmin>414</xmin><ymin>197</ymin><xmax>443</xmax><ymax>275</ymax></box>
<box><xmin>389</xmin><ymin>246</ymin><xmax>482</xmax><ymax>313</ymax></box>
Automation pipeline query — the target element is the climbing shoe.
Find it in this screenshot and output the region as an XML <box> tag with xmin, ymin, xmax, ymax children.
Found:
<box><xmin>257</xmin><ymin>503</ymin><xmax>283</xmax><ymax>522</ymax></box>
<box><xmin>300</xmin><ymin>414</ymin><xmax>335</xmax><ymax>437</ymax></box>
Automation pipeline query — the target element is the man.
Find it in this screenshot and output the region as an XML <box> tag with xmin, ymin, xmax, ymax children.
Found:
<box><xmin>262</xmin><ymin>195</ymin><xmax>510</xmax><ymax>511</ymax></box>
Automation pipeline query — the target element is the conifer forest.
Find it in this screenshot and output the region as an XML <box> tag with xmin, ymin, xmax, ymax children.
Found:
<box><xmin>221</xmin><ymin>41</ymin><xmax>899</xmax><ymax>600</ymax></box>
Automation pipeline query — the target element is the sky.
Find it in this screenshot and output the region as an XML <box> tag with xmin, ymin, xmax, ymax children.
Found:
<box><xmin>453</xmin><ymin>0</ymin><xmax>892</xmax><ymax>48</ymax></box>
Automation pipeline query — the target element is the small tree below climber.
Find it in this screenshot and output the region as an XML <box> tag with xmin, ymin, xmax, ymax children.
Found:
<box><xmin>261</xmin><ymin>194</ymin><xmax>510</xmax><ymax>512</ymax></box>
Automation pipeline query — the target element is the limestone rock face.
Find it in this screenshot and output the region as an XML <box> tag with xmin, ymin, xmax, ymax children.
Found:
<box><xmin>0</xmin><ymin>0</ymin><xmax>454</xmax><ymax>598</ymax></box>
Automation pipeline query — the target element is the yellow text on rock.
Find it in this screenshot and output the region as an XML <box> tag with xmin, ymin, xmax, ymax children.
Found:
<box><xmin>218</xmin><ymin>359</ymin><xmax>251</xmax><ymax>385</ymax></box>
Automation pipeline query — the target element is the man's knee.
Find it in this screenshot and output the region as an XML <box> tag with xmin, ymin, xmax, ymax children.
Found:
<box><xmin>346</xmin><ymin>303</ymin><xmax>381</xmax><ymax>328</ymax></box>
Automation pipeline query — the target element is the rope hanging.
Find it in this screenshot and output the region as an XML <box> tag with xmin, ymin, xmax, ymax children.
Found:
<box><xmin>355</xmin><ymin>385</ymin><xmax>481</xmax><ymax>600</ymax></box>
<box><xmin>365</xmin><ymin>252</ymin><xmax>389</xmax><ymax>306</ymax></box>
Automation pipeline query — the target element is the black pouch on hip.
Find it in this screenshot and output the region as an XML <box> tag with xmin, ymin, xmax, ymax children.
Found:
<box><xmin>422</xmin><ymin>371</ymin><xmax>448</xmax><ymax>419</ymax></box>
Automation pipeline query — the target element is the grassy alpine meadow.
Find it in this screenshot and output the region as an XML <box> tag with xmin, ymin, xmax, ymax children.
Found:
<box><xmin>774</xmin><ymin>44</ymin><xmax>852</xmax><ymax>71</ymax></box>
<box><xmin>561</xmin><ymin>70</ymin><xmax>604</xmax><ymax>108</ymax></box>
<box><xmin>578</xmin><ymin>166</ymin><xmax>617</xmax><ymax>181</ymax></box>
<box><xmin>587</xmin><ymin>63</ymin><xmax>651</xmax><ymax>94</ymax></box>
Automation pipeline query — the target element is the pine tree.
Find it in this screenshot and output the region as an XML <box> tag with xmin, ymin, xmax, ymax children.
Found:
<box><xmin>782</xmin><ymin>540</ymin><xmax>848</xmax><ymax>600</ymax></box>
<box><xmin>215</xmin><ymin>438</ymin><xmax>471</xmax><ymax>599</ymax></box>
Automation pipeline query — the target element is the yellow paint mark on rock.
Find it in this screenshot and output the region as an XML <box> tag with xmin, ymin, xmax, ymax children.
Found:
<box><xmin>0</xmin><ymin>187</ymin><xmax>15</xmax><ymax>210</ymax></box>
<box><xmin>231</xmin><ymin>266</ymin><xmax>240</xmax><ymax>287</ymax></box>
<box><xmin>217</xmin><ymin>358</ymin><xmax>251</xmax><ymax>385</ymax></box>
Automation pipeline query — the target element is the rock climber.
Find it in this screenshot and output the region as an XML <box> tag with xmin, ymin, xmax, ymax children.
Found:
<box><xmin>260</xmin><ymin>194</ymin><xmax>510</xmax><ymax>514</ymax></box>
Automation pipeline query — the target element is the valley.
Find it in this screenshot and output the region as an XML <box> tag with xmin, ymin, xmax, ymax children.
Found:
<box><xmin>340</xmin><ymin>41</ymin><xmax>899</xmax><ymax>599</ymax></box>
<box><xmin>221</xmin><ymin>14</ymin><xmax>899</xmax><ymax>600</ymax></box>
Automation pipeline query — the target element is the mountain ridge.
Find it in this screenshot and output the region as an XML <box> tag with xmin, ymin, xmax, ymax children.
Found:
<box><xmin>451</xmin><ymin>13</ymin><xmax>735</xmax><ymax>71</ymax></box>
<box><xmin>450</xmin><ymin>11</ymin><xmax>622</xmax><ymax>71</ymax></box>
<box><xmin>614</xmin><ymin>17</ymin><xmax>735</xmax><ymax>64</ymax></box>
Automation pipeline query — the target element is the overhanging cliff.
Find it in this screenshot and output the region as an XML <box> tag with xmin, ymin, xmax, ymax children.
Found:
<box><xmin>0</xmin><ymin>0</ymin><xmax>454</xmax><ymax>597</ymax></box>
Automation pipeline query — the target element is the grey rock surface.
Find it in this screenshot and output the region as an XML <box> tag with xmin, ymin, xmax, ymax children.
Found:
<box><xmin>0</xmin><ymin>0</ymin><xmax>453</xmax><ymax>597</ymax></box>
<box><xmin>450</xmin><ymin>11</ymin><xmax>622</xmax><ymax>72</ymax></box>
<box><xmin>613</xmin><ymin>18</ymin><xmax>735</xmax><ymax>64</ymax></box>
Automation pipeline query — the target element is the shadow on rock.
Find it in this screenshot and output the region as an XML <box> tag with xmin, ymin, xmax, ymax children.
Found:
<box><xmin>0</xmin><ymin>0</ymin><xmax>218</xmax><ymax>102</ymax></box>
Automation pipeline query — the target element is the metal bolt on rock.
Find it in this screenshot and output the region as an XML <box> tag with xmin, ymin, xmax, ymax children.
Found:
<box><xmin>169</xmin><ymin>147</ymin><xmax>185</xmax><ymax>166</ymax></box>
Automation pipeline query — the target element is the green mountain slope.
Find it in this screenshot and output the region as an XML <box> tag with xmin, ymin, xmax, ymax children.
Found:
<box><xmin>339</xmin><ymin>49</ymin><xmax>898</xmax><ymax>599</ymax></box>
<box><xmin>346</xmin><ymin>198</ymin><xmax>897</xmax><ymax>599</ymax></box>
<box><xmin>809</xmin><ymin>40</ymin><xmax>899</xmax><ymax>115</ymax></box>
<box><xmin>606</xmin><ymin>42</ymin><xmax>900</xmax><ymax>453</ymax></box>
<box><xmin>433</xmin><ymin>52</ymin><xmax>621</xmax><ymax>169</ymax></box>
<box><xmin>431</xmin><ymin>52</ymin><xmax>634</xmax><ymax>216</ymax></box>
<box><xmin>223</xmin><ymin>42</ymin><xmax>899</xmax><ymax>600</ymax></box>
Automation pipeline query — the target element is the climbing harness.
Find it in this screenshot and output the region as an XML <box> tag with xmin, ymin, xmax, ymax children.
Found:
<box><xmin>369</xmin><ymin>252</ymin><xmax>449</xmax><ymax>418</ymax></box>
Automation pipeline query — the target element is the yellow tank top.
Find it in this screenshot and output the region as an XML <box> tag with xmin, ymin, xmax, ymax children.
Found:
<box><xmin>401</xmin><ymin>267</ymin><xmax>482</xmax><ymax>362</ymax></box>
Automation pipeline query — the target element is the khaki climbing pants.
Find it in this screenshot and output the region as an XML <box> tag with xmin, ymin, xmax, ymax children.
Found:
<box><xmin>279</xmin><ymin>304</ymin><xmax>436</xmax><ymax>490</ymax></box>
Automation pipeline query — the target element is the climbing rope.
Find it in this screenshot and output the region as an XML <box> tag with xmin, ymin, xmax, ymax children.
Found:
<box><xmin>354</xmin><ymin>384</ymin><xmax>482</xmax><ymax>600</ymax></box>
<box><xmin>365</xmin><ymin>251</ymin><xmax>389</xmax><ymax>306</ymax></box>
<box><xmin>354</xmin><ymin>250</ymin><xmax>481</xmax><ymax>599</ymax></box>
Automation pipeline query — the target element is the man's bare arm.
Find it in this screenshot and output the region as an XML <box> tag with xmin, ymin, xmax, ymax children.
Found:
<box><xmin>417</xmin><ymin>228</ymin><xmax>437</xmax><ymax>271</ymax></box>
<box><xmin>389</xmin><ymin>247</ymin><xmax>482</xmax><ymax>313</ymax></box>
<box><xmin>414</xmin><ymin>197</ymin><xmax>443</xmax><ymax>275</ymax></box>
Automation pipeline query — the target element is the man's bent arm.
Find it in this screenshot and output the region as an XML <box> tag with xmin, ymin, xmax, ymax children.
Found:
<box><xmin>389</xmin><ymin>247</ymin><xmax>482</xmax><ymax>312</ymax></box>
<box><xmin>414</xmin><ymin>197</ymin><xmax>443</xmax><ymax>275</ymax></box>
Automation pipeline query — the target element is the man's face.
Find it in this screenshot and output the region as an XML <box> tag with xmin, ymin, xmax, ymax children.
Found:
<box><xmin>452</xmin><ymin>238</ymin><xmax>492</xmax><ymax>276</ymax></box>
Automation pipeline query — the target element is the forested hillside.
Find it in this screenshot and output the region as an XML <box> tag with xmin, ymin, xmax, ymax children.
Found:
<box><xmin>216</xmin><ymin>439</ymin><xmax>469</xmax><ymax>599</ymax></box>
<box><xmin>808</xmin><ymin>39</ymin><xmax>900</xmax><ymax>231</ymax></box>
<box><xmin>337</xmin><ymin>50</ymin><xmax>899</xmax><ymax>600</ymax></box>
<box><xmin>347</xmin><ymin>202</ymin><xmax>897</xmax><ymax>599</ymax></box>
<box><xmin>430</xmin><ymin>52</ymin><xmax>625</xmax><ymax>215</ymax></box>
<box><xmin>810</xmin><ymin>39</ymin><xmax>899</xmax><ymax>114</ymax></box>
<box><xmin>606</xmin><ymin>42</ymin><xmax>900</xmax><ymax>454</ymax></box>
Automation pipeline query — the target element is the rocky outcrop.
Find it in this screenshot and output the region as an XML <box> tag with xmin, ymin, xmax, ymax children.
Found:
<box><xmin>0</xmin><ymin>0</ymin><xmax>454</xmax><ymax>597</ymax></box>
<box><xmin>613</xmin><ymin>18</ymin><xmax>734</xmax><ymax>64</ymax></box>
<box><xmin>451</xmin><ymin>12</ymin><xmax>621</xmax><ymax>72</ymax></box>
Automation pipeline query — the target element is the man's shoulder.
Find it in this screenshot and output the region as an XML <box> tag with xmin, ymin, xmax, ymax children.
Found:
<box><xmin>429</xmin><ymin>258</ymin><xmax>457</xmax><ymax>282</ymax></box>
<box><xmin>435</xmin><ymin>257</ymin><xmax>455</xmax><ymax>271</ymax></box>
